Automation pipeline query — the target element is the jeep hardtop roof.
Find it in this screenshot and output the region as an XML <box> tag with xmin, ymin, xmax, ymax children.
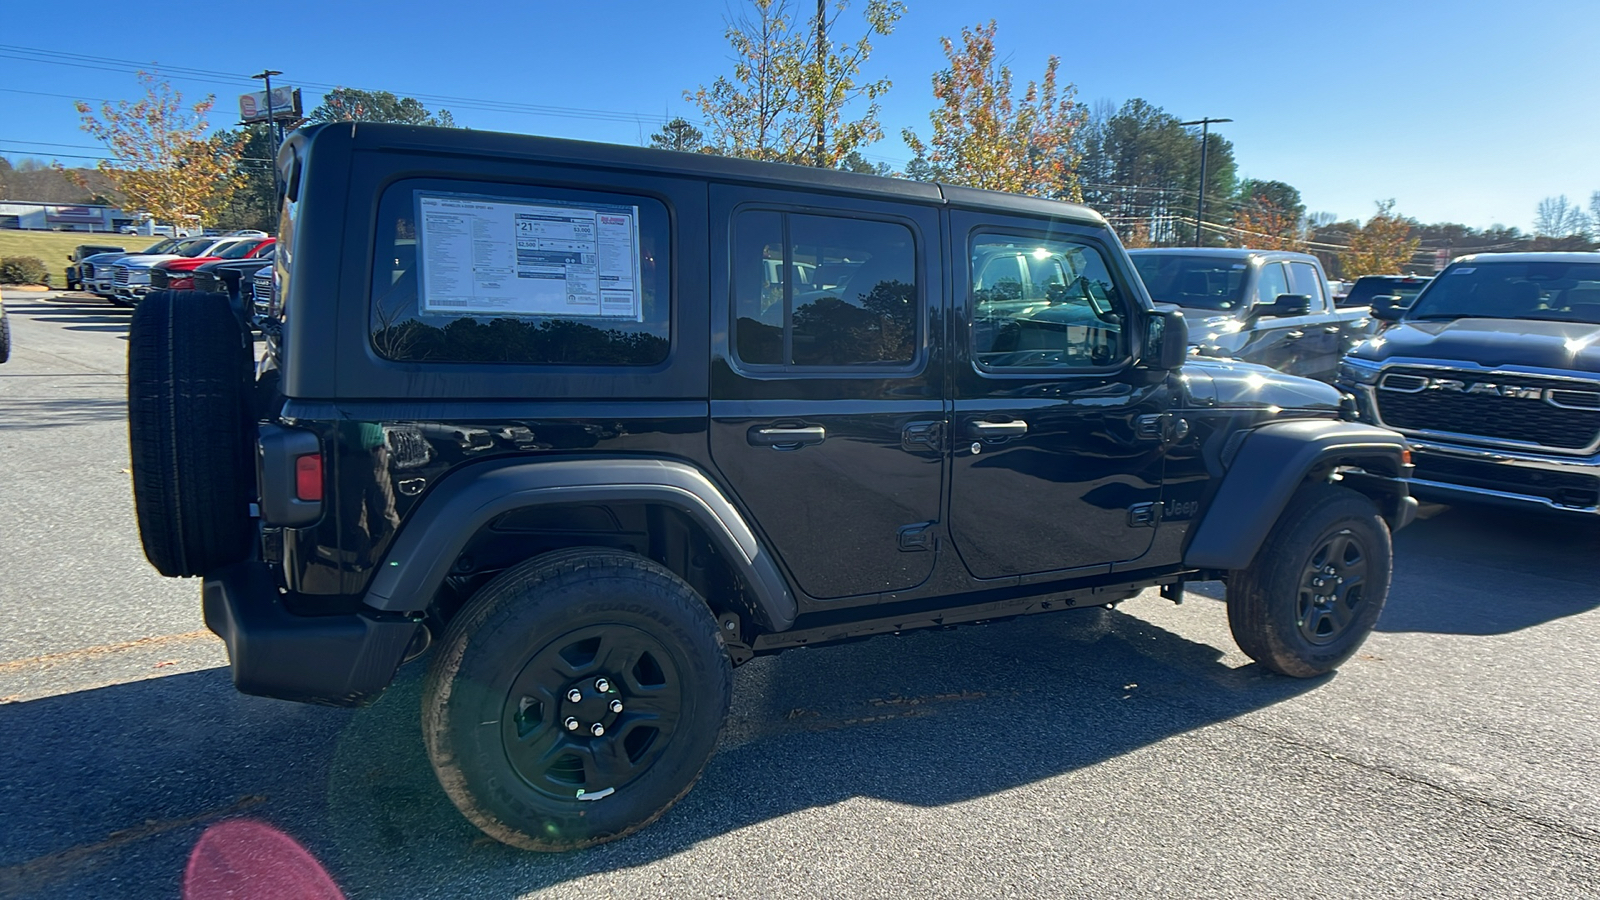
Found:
<box><xmin>1127</xmin><ymin>247</ymin><xmax>1322</xmax><ymax>265</ymax></box>
<box><xmin>293</xmin><ymin>122</ymin><xmax>1109</xmax><ymax>228</ymax></box>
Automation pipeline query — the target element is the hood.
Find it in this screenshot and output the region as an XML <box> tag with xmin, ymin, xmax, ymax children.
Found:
<box><xmin>1351</xmin><ymin>318</ymin><xmax>1600</xmax><ymax>374</ymax></box>
<box><xmin>1179</xmin><ymin>355</ymin><xmax>1345</xmax><ymax>411</ymax></box>
<box><xmin>83</xmin><ymin>251</ymin><xmax>137</xmax><ymax>265</ymax></box>
<box><xmin>116</xmin><ymin>254</ymin><xmax>181</xmax><ymax>269</ymax></box>
<box><xmin>195</xmin><ymin>258</ymin><xmax>273</xmax><ymax>275</ymax></box>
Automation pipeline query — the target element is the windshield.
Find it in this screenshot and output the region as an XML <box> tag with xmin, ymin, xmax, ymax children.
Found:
<box><xmin>216</xmin><ymin>239</ymin><xmax>267</xmax><ymax>259</ymax></box>
<box><xmin>141</xmin><ymin>239</ymin><xmax>178</xmax><ymax>254</ymax></box>
<box><xmin>1131</xmin><ymin>254</ymin><xmax>1250</xmax><ymax>311</ymax></box>
<box><xmin>1407</xmin><ymin>262</ymin><xmax>1600</xmax><ymax>325</ymax></box>
<box><xmin>1343</xmin><ymin>276</ymin><xmax>1431</xmax><ymax>308</ymax></box>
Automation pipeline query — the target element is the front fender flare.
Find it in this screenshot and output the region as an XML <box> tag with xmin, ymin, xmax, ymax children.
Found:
<box><xmin>1183</xmin><ymin>419</ymin><xmax>1412</xmax><ymax>572</ymax></box>
<box><xmin>361</xmin><ymin>457</ymin><xmax>796</xmax><ymax>632</ymax></box>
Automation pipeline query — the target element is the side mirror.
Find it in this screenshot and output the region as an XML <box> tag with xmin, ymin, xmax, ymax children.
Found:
<box><xmin>1261</xmin><ymin>294</ymin><xmax>1312</xmax><ymax>318</ymax></box>
<box><xmin>1369</xmin><ymin>295</ymin><xmax>1404</xmax><ymax>321</ymax></box>
<box><xmin>1144</xmin><ymin>308</ymin><xmax>1189</xmax><ymax>370</ymax></box>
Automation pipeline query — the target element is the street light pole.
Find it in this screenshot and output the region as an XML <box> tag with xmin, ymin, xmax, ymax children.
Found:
<box><xmin>1179</xmin><ymin>117</ymin><xmax>1231</xmax><ymax>247</ymax></box>
<box><xmin>251</xmin><ymin>70</ymin><xmax>284</xmax><ymax>222</ymax></box>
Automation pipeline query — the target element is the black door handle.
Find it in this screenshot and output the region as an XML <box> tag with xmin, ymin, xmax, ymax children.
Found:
<box><xmin>748</xmin><ymin>425</ymin><xmax>826</xmax><ymax>448</ymax></box>
<box><xmin>968</xmin><ymin>420</ymin><xmax>1028</xmax><ymax>439</ymax></box>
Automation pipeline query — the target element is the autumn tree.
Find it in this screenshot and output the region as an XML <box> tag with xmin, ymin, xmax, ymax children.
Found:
<box><xmin>1230</xmin><ymin>196</ymin><xmax>1304</xmax><ymax>250</ymax></box>
<box><xmin>690</xmin><ymin>0</ymin><xmax>904</xmax><ymax>165</ymax></box>
<box><xmin>70</xmin><ymin>72</ymin><xmax>242</xmax><ymax>228</ymax></box>
<box><xmin>309</xmin><ymin>88</ymin><xmax>457</xmax><ymax>126</ymax></box>
<box><xmin>649</xmin><ymin>117</ymin><xmax>708</xmax><ymax>152</ymax></box>
<box><xmin>1340</xmin><ymin>200</ymin><xmax>1421</xmax><ymax>278</ymax></box>
<box><xmin>903</xmin><ymin>20</ymin><xmax>1085</xmax><ymax>200</ymax></box>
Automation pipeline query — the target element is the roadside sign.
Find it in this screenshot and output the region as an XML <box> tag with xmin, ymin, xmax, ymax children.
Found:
<box><xmin>240</xmin><ymin>87</ymin><xmax>302</xmax><ymax>125</ymax></box>
<box><xmin>1433</xmin><ymin>248</ymin><xmax>1450</xmax><ymax>271</ymax></box>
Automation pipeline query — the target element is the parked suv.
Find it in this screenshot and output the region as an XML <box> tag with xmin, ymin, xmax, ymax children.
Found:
<box><xmin>1129</xmin><ymin>248</ymin><xmax>1376</xmax><ymax>382</ymax></box>
<box><xmin>127</xmin><ymin>124</ymin><xmax>1414</xmax><ymax>852</ymax></box>
<box><xmin>1339</xmin><ymin>252</ymin><xmax>1600</xmax><ymax>514</ymax></box>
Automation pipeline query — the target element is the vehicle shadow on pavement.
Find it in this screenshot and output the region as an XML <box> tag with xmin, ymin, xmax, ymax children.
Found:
<box><xmin>0</xmin><ymin>397</ymin><xmax>126</xmax><ymax>429</ymax></box>
<box><xmin>7</xmin><ymin>296</ymin><xmax>131</xmax><ymax>336</ymax></box>
<box><xmin>1375</xmin><ymin>504</ymin><xmax>1600</xmax><ymax>635</ymax></box>
<box><xmin>0</xmin><ymin>608</ymin><xmax>1319</xmax><ymax>898</ymax></box>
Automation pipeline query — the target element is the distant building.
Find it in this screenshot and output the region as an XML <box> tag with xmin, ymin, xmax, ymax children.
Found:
<box><xmin>0</xmin><ymin>201</ymin><xmax>131</xmax><ymax>233</ymax></box>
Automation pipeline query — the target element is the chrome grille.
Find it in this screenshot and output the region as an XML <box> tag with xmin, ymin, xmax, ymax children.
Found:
<box><xmin>113</xmin><ymin>267</ymin><xmax>129</xmax><ymax>285</ymax></box>
<box><xmin>1375</xmin><ymin>367</ymin><xmax>1600</xmax><ymax>451</ymax></box>
<box><xmin>252</xmin><ymin>271</ymin><xmax>275</xmax><ymax>320</ymax></box>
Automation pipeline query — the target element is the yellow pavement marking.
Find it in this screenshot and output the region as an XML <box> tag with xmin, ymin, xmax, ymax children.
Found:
<box><xmin>0</xmin><ymin>630</ymin><xmax>216</xmax><ymax>675</ymax></box>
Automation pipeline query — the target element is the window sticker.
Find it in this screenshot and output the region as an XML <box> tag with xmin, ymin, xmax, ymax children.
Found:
<box><xmin>416</xmin><ymin>193</ymin><xmax>642</xmax><ymax>320</ymax></box>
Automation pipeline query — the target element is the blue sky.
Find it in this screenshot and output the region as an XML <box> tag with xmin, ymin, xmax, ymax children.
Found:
<box><xmin>2</xmin><ymin>0</ymin><xmax>1596</xmax><ymax>231</ymax></box>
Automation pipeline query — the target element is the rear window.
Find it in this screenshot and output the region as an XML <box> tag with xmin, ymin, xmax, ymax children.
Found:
<box><xmin>1131</xmin><ymin>254</ymin><xmax>1249</xmax><ymax>311</ymax></box>
<box><xmin>368</xmin><ymin>180</ymin><xmax>670</xmax><ymax>366</ymax></box>
<box><xmin>1342</xmin><ymin>276</ymin><xmax>1431</xmax><ymax>308</ymax></box>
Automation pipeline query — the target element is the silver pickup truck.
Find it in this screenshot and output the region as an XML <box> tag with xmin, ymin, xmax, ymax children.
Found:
<box><xmin>1131</xmin><ymin>248</ymin><xmax>1377</xmax><ymax>383</ymax></box>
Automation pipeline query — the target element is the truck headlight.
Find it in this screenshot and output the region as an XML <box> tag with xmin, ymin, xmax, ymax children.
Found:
<box><xmin>1338</xmin><ymin>357</ymin><xmax>1383</xmax><ymax>385</ymax></box>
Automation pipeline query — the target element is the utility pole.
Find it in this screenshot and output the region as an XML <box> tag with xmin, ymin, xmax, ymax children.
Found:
<box><xmin>251</xmin><ymin>70</ymin><xmax>284</xmax><ymax>203</ymax></box>
<box><xmin>814</xmin><ymin>0</ymin><xmax>827</xmax><ymax>167</ymax></box>
<box><xmin>1179</xmin><ymin>117</ymin><xmax>1231</xmax><ymax>247</ymax></box>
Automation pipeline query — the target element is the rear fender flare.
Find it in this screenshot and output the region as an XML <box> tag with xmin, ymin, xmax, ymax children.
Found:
<box><xmin>362</xmin><ymin>457</ymin><xmax>796</xmax><ymax>632</ymax></box>
<box><xmin>1183</xmin><ymin>419</ymin><xmax>1413</xmax><ymax>572</ymax></box>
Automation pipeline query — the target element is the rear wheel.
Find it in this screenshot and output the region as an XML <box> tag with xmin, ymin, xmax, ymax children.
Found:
<box><xmin>1226</xmin><ymin>483</ymin><xmax>1391</xmax><ymax>677</ymax></box>
<box><xmin>423</xmin><ymin>548</ymin><xmax>731</xmax><ymax>851</ymax></box>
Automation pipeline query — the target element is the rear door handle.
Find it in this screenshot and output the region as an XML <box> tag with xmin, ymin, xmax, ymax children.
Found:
<box><xmin>968</xmin><ymin>420</ymin><xmax>1028</xmax><ymax>439</ymax></box>
<box><xmin>748</xmin><ymin>425</ymin><xmax>826</xmax><ymax>448</ymax></box>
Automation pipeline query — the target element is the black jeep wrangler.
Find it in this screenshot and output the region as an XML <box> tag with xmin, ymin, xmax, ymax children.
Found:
<box><xmin>127</xmin><ymin>123</ymin><xmax>1415</xmax><ymax>852</ymax></box>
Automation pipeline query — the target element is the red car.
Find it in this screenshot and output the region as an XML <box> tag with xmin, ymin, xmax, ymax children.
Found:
<box><xmin>151</xmin><ymin>237</ymin><xmax>275</xmax><ymax>291</ymax></box>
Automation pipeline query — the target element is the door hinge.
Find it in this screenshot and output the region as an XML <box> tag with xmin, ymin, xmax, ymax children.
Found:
<box><xmin>1135</xmin><ymin>413</ymin><xmax>1190</xmax><ymax>443</ymax></box>
<box><xmin>1127</xmin><ymin>502</ymin><xmax>1161</xmax><ymax>528</ymax></box>
<box><xmin>898</xmin><ymin>521</ymin><xmax>936</xmax><ymax>551</ymax></box>
<box><xmin>901</xmin><ymin>420</ymin><xmax>943</xmax><ymax>452</ymax></box>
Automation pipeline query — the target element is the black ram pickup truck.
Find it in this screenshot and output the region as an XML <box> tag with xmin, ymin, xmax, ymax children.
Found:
<box><xmin>1339</xmin><ymin>252</ymin><xmax>1600</xmax><ymax>514</ymax></box>
<box><xmin>126</xmin><ymin>123</ymin><xmax>1415</xmax><ymax>852</ymax></box>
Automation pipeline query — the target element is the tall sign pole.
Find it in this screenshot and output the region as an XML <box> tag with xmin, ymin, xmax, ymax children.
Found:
<box><xmin>251</xmin><ymin>70</ymin><xmax>284</xmax><ymax>203</ymax></box>
<box><xmin>1179</xmin><ymin>117</ymin><xmax>1231</xmax><ymax>247</ymax></box>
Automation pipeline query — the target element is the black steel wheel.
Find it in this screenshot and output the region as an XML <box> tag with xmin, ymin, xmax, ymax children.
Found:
<box><xmin>1227</xmin><ymin>483</ymin><xmax>1392</xmax><ymax>677</ymax></box>
<box><xmin>423</xmin><ymin>548</ymin><xmax>730</xmax><ymax>851</ymax></box>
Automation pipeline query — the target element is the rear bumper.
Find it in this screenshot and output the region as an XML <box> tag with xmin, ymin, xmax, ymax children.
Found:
<box><xmin>202</xmin><ymin>561</ymin><xmax>423</xmax><ymax>706</ymax></box>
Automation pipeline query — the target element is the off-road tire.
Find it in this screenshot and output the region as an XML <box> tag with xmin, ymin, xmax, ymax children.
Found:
<box><xmin>1226</xmin><ymin>483</ymin><xmax>1391</xmax><ymax>677</ymax></box>
<box><xmin>423</xmin><ymin>547</ymin><xmax>732</xmax><ymax>852</ymax></box>
<box><xmin>127</xmin><ymin>289</ymin><xmax>255</xmax><ymax>577</ymax></box>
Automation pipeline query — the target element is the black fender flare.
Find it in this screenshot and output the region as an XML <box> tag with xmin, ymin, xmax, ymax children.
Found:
<box><xmin>1183</xmin><ymin>419</ymin><xmax>1414</xmax><ymax>572</ymax></box>
<box><xmin>361</xmin><ymin>457</ymin><xmax>797</xmax><ymax>632</ymax></box>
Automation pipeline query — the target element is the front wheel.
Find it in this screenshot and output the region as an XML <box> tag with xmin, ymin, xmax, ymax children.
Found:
<box><xmin>1226</xmin><ymin>483</ymin><xmax>1392</xmax><ymax>677</ymax></box>
<box><xmin>422</xmin><ymin>548</ymin><xmax>732</xmax><ymax>851</ymax></box>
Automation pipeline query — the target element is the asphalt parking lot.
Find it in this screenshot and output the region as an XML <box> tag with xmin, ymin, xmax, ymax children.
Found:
<box><xmin>2</xmin><ymin>291</ymin><xmax>1598</xmax><ymax>899</ymax></box>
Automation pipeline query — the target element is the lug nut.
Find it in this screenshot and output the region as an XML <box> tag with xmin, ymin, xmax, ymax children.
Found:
<box><xmin>1323</xmin><ymin>566</ymin><xmax>1336</xmax><ymax>575</ymax></box>
<box><xmin>590</xmin><ymin>723</ymin><xmax>606</xmax><ymax>737</ymax></box>
<box><xmin>567</xmin><ymin>688</ymin><xmax>583</xmax><ymax>703</ymax></box>
<box><xmin>564</xmin><ymin>717</ymin><xmax>580</xmax><ymax>731</ymax></box>
<box><xmin>609</xmin><ymin>699</ymin><xmax>624</xmax><ymax>713</ymax></box>
<box><xmin>595</xmin><ymin>678</ymin><xmax>612</xmax><ymax>693</ymax></box>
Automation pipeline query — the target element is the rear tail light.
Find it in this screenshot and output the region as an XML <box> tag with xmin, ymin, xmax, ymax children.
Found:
<box><xmin>294</xmin><ymin>453</ymin><xmax>323</xmax><ymax>501</ymax></box>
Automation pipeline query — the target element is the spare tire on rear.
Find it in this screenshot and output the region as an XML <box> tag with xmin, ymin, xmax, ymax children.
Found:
<box><xmin>128</xmin><ymin>290</ymin><xmax>256</xmax><ymax>577</ymax></box>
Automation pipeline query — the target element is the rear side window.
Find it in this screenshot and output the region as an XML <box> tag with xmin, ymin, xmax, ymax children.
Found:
<box><xmin>971</xmin><ymin>235</ymin><xmax>1127</xmax><ymax>370</ymax></box>
<box><xmin>1287</xmin><ymin>261</ymin><xmax>1326</xmax><ymax>309</ymax></box>
<box><xmin>369</xmin><ymin>180</ymin><xmax>670</xmax><ymax>366</ymax></box>
<box><xmin>732</xmin><ymin>210</ymin><xmax>917</xmax><ymax>369</ymax></box>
